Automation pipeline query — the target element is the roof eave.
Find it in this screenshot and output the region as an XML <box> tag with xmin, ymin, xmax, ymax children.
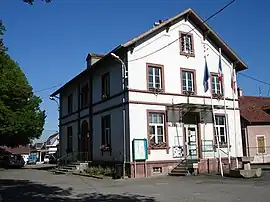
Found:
<box><xmin>50</xmin><ymin>45</ymin><xmax>124</xmax><ymax>97</ymax></box>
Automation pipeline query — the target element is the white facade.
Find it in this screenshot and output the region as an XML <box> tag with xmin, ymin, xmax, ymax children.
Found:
<box><xmin>127</xmin><ymin>18</ymin><xmax>243</xmax><ymax>163</ymax></box>
<box><xmin>53</xmin><ymin>9</ymin><xmax>246</xmax><ymax>169</ymax></box>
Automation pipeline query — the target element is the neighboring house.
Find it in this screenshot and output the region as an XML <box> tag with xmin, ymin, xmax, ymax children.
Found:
<box><xmin>45</xmin><ymin>132</ymin><xmax>59</xmax><ymax>155</ymax></box>
<box><xmin>30</xmin><ymin>132</ymin><xmax>59</xmax><ymax>163</ymax></box>
<box><xmin>239</xmin><ymin>91</ymin><xmax>270</xmax><ymax>164</ymax></box>
<box><xmin>51</xmin><ymin>8</ymin><xmax>247</xmax><ymax>177</ymax></box>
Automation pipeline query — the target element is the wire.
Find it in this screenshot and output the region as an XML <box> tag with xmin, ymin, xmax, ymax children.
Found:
<box><xmin>238</xmin><ymin>72</ymin><xmax>270</xmax><ymax>86</ymax></box>
<box><xmin>129</xmin><ymin>0</ymin><xmax>236</xmax><ymax>62</ymax></box>
<box><xmin>33</xmin><ymin>84</ymin><xmax>62</xmax><ymax>93</ymax></box>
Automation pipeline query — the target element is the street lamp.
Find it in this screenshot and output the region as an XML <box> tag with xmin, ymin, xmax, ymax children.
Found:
<box><xmin>110</xmin><ymin>52</ymin><xmax>127</xmax><ymax>179</ymax></box>
<box><xmin>49</xmin><ymin>95</ymin><xmax>60</xmax><ymax>158</ymax></box>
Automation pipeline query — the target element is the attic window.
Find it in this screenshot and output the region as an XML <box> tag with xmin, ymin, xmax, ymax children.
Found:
<box><xmin>179</xmin><ymin>32</ymin><xmax>195</xmax><ymax>57</ymax></box>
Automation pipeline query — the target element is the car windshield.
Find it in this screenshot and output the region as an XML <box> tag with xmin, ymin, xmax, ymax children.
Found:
<box><xmin>44</xmin><ymin>155</ymin><xmax>49</xmax><ymax>158</ymax></box>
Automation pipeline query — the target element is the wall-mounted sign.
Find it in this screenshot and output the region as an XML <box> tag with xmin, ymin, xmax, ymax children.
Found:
<box><xmin>132</xmin><ymin>139</ymin><xmax>148</xmax><ymax>161</ymax></box>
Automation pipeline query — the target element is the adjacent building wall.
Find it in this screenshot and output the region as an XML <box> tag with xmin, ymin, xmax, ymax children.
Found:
<box><xmin>246</xmin><ymin>125</ymin><xmax>270</xmax><ymax>164</ymax></box>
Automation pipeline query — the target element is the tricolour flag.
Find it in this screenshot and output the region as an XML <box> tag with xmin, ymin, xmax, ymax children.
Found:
<box><xmin>231</xmin><ymin>67</ymin><xmax>236</xmax><ymax>93</ymax></box>
<box><xmin>218</xmin><ymin>51</ymin><xmax>223</xmax><ymax>82</ymax></box>
<box><xmin>203</xmin><ymin>57</ymin><xmax>210</xmax><ymax>92</ymax></box>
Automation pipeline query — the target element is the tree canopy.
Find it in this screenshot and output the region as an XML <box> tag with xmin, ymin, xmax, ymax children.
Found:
<box><xmin>0</xmin><ymin>21</ymin><xmax>46</xmax><ymax>147</ymax></box>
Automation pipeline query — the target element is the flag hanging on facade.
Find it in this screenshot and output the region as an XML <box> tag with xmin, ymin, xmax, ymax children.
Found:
<box><xmin>231</xmin><ymin>67</ymin><xmax>236</xmax><ymax>93</ymax></box>
<box><xmin>218</xmin><ymin>51</ymin><xmax>223</xmax><ymax>82</ymax></box>
<box><xmin>203</xmin><ymin>57</ymin><xmax>210</xmax><ymax>92</ymax></box>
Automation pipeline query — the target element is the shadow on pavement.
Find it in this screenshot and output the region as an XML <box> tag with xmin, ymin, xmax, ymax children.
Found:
<box><xmin>0</xmin><ymin>179</ymin><xmax>156</xmax><ymax>202</ymax></box>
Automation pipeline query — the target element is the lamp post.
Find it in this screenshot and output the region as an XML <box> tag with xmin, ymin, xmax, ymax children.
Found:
<box><xmin>110</xmin><ymin>53</ymin><xmax>128</xmax><ymax>178</ymax></box>
<box><xmin>49</xmin><ymin>96</ymin><xmax>60</xmax><ymax>158</ymax></box>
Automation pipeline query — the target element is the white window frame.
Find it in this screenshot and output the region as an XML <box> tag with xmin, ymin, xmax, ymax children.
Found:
<box><xmin>102</xmin><ymin>115</ymin><xmax>111</xmax><ymax>146</ymax></box>
<box><xmin>181</xmin><ymin>34</ymin><xmax>193</xmax><ymax>54</ymax></box>
<box><xmin>148</xmin><ymin>66</ymin><xmax>162</xmax><ymax>90</ymax></box>
<box><xmin>214</xmin><ymin>115</ymin><xmax>227</xmax><ymax>145</ymax></box>
<box><xmin>149</xmin><ymin>113</ymin><xmax>165</xmax><ymax>145</ymax></box>
<box><xmin>182</xmin><ymin>71</ymin><xmax>194</xmax><ymax>93</ymax></box>
<box><xmin>256</xmin><ymin>135</ymin><xmax>266</xmax><ymax>154</ymax></box>
<box><xmin>212</xmin><ymin>75</ymin><xmax>223</xmax><ymax>95</ymax></box>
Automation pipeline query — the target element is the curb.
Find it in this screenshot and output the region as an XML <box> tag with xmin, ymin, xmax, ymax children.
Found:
<box><xmin>72</xmin><ymin>172</ymin><xmax>104</xmax><ymax>179</ymax></box>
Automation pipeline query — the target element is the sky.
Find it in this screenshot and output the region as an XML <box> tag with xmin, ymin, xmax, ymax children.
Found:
<box><xmin>1</xmin><ymin>0</ymin><xmax>270</xmax><ymax>141</ymax></box>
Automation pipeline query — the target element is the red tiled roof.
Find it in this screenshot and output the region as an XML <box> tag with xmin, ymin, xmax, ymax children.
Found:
<box><xmin>0</xmin><ymin>145</ymin><xmax>30</xmax><ymax>155</ymax></box>
<box><xmin>239</xmin><ymin>96</ymin><xmax>270</xmax><ymax>123</ymax></box>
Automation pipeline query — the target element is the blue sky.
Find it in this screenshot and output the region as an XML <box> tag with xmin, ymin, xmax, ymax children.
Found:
<box><xmin>1</xmin><ymin>0</ymin><xmax>269</xmax><ymax>141</ymax></box>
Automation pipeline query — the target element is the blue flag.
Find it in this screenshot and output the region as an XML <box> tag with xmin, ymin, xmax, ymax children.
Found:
<box><xmin>203</xmin><ymin>57</ymin><xmax>210</xmax><ymax>92</ymax></box>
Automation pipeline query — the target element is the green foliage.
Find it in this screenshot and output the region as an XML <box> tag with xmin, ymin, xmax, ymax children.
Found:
<box><xmin>85</xmin><ymin>166</ymin><xmax>114</xmax><ymax>176</ymax></box>
<box><xmin>0</xmin><ymin>21</ymin><xmax>46</xmax><ymax>147</ymax></box>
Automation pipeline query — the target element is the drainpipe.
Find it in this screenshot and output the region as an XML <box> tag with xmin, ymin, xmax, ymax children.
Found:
<box><xmin>110</xmin><ymin>53</ymin><xmax>128</xmax><ymax>179</ymax></box>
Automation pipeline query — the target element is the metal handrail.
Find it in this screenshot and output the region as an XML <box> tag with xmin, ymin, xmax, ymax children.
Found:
<box><xmin>57</xmin><ymin>151</ymin><xmax>91</xmax><ymax>166</ymax></box>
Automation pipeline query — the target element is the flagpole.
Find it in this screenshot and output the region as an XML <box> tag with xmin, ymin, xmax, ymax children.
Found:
<box><xmin>211</xmin><ymin>93</ymin><xmax>223</xmax><ymax>177</ymax></box>
<box><xmin>204</xmin><ymin>55</ymin><xmax>223</xmax><ymax>176</ymax></box>
<box><xmin>219</xmin><ymin>48</ymin><xmax>231</xmax><ymax>167</ymax></box>
<box><xmin>232</xmin><ymin>64</ymin><xmax>239</xmax><ymax>168</ymax></box>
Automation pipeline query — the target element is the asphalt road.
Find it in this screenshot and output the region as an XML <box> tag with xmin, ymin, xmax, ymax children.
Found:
<box><xmin>1</xmin><ymin>169</ymin><xmax>270</xmax><ymax>201</ymax></box>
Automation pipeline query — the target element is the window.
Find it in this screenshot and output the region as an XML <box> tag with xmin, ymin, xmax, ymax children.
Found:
<box><xmin>181</xmin><ymin>70</ymin><xmax>195</xmax><ymax>94</ymax></box>
<box><xmin>101</xmin><ymin>73</ymin><xmax>110</xmax><ymax>99</ymax></box>
<box><xmin>211</xmin><ymin>74</ymin><xmax>223</xmax><ymax>95</ymax></box>
<box><xmin>257</xmin><ymin>136</ymin><xmax>265</xmax><ymax>154</ymax></box>
<box><xmin>214</xmin><ymin>115</ymin><xmax>227</xmax><ymax>146</ymax></box>
<box><xmin>101</xmin><ymin>115</ymin><xmax>111</xmax><ymax>147</ymax></box>
<box><xmin>147</xmin><ymin>64</ymin><xmax>164</xmax><ymax>91</ymax></box>
<box><xmin>149</xmin><ymin>112</ymin><xmax>165</xmax><ymax>146</ymax></box>
<box><xmin>180</xmin><ymin>32</ymin><xmax>194</xmax><ymax>56</ymax></box>
<box><xmin>67</xmin><ymin>94</ymin><xmax>73</xmax><ymax>114</ymax></box>
<box><xmin>81</xmin><ymin>84</ymin><xmax>89</xmax><ymax>108</ymax></box>
<box><xmin>67</xmin><ymin>126</ymin><xmax>73</xmax><ymax>153</ymax></box>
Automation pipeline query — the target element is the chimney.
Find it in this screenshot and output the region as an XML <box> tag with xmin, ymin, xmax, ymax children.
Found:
<box><xmin>86</xmin><ymin>53</ymin><xmax>104</xmax><ymax>69</ymax></box>
<box><xmin>153</xmin><ymin>19</ymin><xmax>164</xmax><ymax>27</ymax></box>
<box><xmin>237</xmin><ymin>87</ymin><xmax>243</xmax><ymax>97</ymax></box>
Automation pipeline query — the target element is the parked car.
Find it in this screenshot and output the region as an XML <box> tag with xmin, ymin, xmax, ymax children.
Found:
<box><xmin>0</xmin><ymin>154</ymin><xmax>25</xmax><ymax>168</ymax></box>
<box><xmin>27</xmin><ymin>153</ymin><xmax>37</xmax><ymax>164</ymax></box>
<box><xmin>44</xmin><ymin>155</ymin><xmax>50</xmax><ymax>164</ymax></box>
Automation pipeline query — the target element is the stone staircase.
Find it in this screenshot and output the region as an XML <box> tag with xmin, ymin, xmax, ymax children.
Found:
<box><xmin>53</xmin><ymin>162</ymin><xmax>88</xmax><ymax>175</ymax></box>
<box><xmin>169</xmin><ymin>163</ymin><xmax>188</xmax><ymax>176</ymax></box>
<box><xmin>169</xmin><ymin>159</ymin><xmax>199</xmax><ymax>176</ymax></box>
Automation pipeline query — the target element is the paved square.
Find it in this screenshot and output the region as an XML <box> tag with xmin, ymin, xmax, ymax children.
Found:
<box><xmin>1</xmin><ymin>169</ymin><xmax>270</xmax><ymax>201</ymax></box>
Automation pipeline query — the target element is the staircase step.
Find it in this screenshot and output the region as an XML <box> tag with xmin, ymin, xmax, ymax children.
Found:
<box><xmin>62</xmin><ymin>166</ymin><xmax>76</xmax><ymax>170</ymax></box>
<box><xmin>168</xmin><ymin>172</ymin><xmax>187</xmax><ymax>176</ymax></box>
<box><xmin>57</xmin><ymin>168</ymin><xmax>72</xmax><ymax>173</ymax></box>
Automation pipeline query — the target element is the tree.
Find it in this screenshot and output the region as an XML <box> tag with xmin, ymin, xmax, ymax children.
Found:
<box><xmin>0</xmin><ymin>21</ymin><xmax>46</xmax><ymax>147</ymax></box>
<box><xmin>23</xmin><ymin>0</ymin><xmax>51</xmax><ymax>4</ymax></box>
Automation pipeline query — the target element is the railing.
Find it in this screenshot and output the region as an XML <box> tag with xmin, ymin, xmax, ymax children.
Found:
<box><xmin>57</xmin><ymin>152</ymin><xmax>91</xmax><ymax>166</ymax></box>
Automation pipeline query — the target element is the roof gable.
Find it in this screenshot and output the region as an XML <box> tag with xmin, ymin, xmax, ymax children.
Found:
<box><xmin>239</xmin><ymin>96</ymin><xmax>270</xmax><ymax>123</ymax></box>
<box><xmin>122</xmin><ymin>8</ymin><xmax>247</xmax><ymax>71</ymax></box>
<box><xmin>51</xmin><ymin>8</ymin><xmax>247</xmax><ymax>96</ymax></box>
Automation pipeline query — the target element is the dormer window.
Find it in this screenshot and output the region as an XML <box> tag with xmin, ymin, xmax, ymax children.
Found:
<box><xmin>147</xmin><ymin>63</ymin><xmax>164</xmax><ymax>92</ymax></box>
<box><xmin>179</xmin><ymin>32</ymin><xmax>195</xmax><ymax>57</ymax></box>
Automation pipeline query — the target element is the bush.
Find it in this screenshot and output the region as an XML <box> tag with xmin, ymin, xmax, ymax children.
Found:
<box><xmin>85</xmin><ymin>166</ymin><xmax>114</xmax><ymax>176</ymax></box>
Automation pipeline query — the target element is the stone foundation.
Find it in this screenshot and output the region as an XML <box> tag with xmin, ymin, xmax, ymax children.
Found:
<box><xmin>198</xmin><ymin>157</ymin><xmax>243</xmax><ymax>174</ymax></box>
<box><xmin>130</xmin><ymin>160</ymin><xmax>179</xmax><ymax>178</ymax></box>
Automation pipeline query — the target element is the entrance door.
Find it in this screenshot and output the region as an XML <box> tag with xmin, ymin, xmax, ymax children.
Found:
<box><xmin>184</xmin><ymin>125</ymin><xmax>198</xmax><ymax>160</ymax></box>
